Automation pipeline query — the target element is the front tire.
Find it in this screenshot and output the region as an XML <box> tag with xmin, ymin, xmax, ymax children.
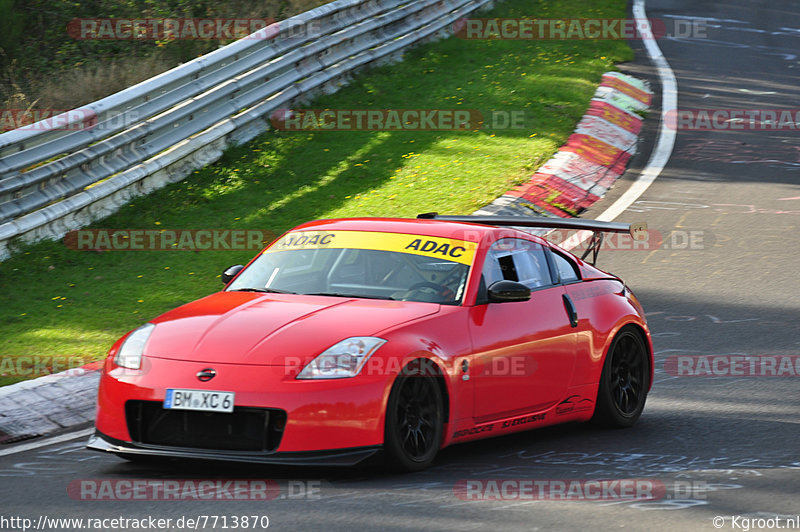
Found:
<box><xmin>592</xmin><ymin>326</ymin><xmax>650</xmax><ymax>427</ymax></box>
<box><xmin>384</xmin><ymin>368</ymin><xmax>443</xmax><ymax>472</ymax></box>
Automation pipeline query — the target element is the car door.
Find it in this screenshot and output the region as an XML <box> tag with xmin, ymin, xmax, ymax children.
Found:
<box><xmin>550</xmin><ymin>246</ymin><xmax>620</xmax><ymax>386</ymax></box>
<box><xmin>468</xmin><ymin>238</ymin><xmax>577</xmax><ymax>422</ymax></box>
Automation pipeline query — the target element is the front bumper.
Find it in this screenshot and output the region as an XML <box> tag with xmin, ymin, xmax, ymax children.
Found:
<box><xmin>87</xmin><ymin>431</ymin><xmax>381</xmax><ymax>467</ymax></box>
<box><xmin>96</xmin><ymin>356</ymin><xmax>392</xmax><ymax>453</ymax></box>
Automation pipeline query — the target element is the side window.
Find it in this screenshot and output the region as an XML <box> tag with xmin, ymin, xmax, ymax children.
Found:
<box><xmin>513</xmin><ymin>245</ymin><xmax>552</xmax><ymax>288</ymax></box>
<box><xmin>551</xmin><ymin>250</ymin><xmax>580</xmax><ymax>283</ymax></box>
<box><xmin>481</xmin><ymin>249</ymin><xmax>506</xmax><ymax>287</ymax></box>
<box><xmin>481</xmin><ymin>238</ymin><xmax>553</xmax><ymax>290</ymax></box>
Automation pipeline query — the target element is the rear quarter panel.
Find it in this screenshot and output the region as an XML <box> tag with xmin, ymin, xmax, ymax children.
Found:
<box><xmin>564</xmin><ymin>279</ymin><xmax>653</xmax><ymax>389</ymax></box>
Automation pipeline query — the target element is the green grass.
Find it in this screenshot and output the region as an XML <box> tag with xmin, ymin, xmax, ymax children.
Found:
<box><xmin>0</xmin><ymin>0</ymin><xmax>633</xmax><ymax>386</ymax></box>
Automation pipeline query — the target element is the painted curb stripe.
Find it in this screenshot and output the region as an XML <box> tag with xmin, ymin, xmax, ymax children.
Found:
<box><xmin>560</xmin><ymin>0</ymin><xmax>677</xmax><ymax>250</ymax></box>
<box><xmin>600</xmin><ymin>73</ymin><xmax>653</xmax><ymax>105</ymax></box>
<box><xmin>517</xmin><ymin>198</ymin><xmax>568</xmax><ymax>217</ymax></box>
<box><xmin>586</xmin><ymin>100</ymin><xmax>643</xmax><ymax>134</ymax></box>
<box><xmin>594</xmin><ymin>86</ymin><xmax>649</xmax><ymax>113</ymax></box>
<box><xmin>538</xmin><ymin>151</ymin><xmax>624</xmax><ymax>186</ymax></box>
<box><xmin>562</xmin><ymin>134</ymin><xmax>632</xmax><ymax>168</ymax></box>
<box><xmin>574</xmin><ymin>115</ymin><xmax>638</xmax><ymax>152</ymax></box>
<box><xmin>602</xmin><ymin>71</ymin><xmax>652</xmax><ymax>94</ymax></box>
<box><xmin>508</xmin><ymin>175</ymin><xmax>600</xmax><ymax>216</ymax></box>
<box><xmin>477</xmin><ymin>69</ymin><xmax>650</xmax><ymax>219</ymax></box>
<box><xmin>499</xmin><ymin>194</ymin><xmax>567</xmax><ymax>217</ymax></box>
<box><xmin>475</xmin><ymin>195</ymin><xmax>550</xmax><ymax>217</ymax></box>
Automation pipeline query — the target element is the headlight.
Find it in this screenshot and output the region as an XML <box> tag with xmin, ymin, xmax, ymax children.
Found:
<box><xmin>113</xmin><ymin>323</ymin><xmax>155</xmax><ymax>369</ymax></box>
<box><xmin>297</xmin><ymin>337</ymin><xmax>386</xmax><ymax>379</ymax></box>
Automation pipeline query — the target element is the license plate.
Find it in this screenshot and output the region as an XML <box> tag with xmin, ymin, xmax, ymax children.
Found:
<box><xmin>164</xmin><ymin>389</ymin><xmax>235</xmax><ymax>413</ymax></box>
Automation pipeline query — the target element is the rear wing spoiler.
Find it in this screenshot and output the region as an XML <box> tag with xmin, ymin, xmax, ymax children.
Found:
<box><xmin>416</xmin><ymin>213</ymin><xmax>647</xmax><ymax>265</ymax></box>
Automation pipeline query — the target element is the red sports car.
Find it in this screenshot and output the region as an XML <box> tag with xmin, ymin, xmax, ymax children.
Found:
<box><xmin>88</xmin><ymin>214</ymin><xmax>653</xmax><ymax>471</ymax></box>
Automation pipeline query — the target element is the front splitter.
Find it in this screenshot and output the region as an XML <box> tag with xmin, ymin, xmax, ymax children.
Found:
<box><xmin>87</xmin><ymin>431</ymin><xmax>381</xmax><ymax>467</ymax></box>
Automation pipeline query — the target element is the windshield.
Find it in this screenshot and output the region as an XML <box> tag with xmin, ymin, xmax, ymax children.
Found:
<box><xmin>227</xmin><ymin>230</ymin><xmax>476</xmax><ymax>305</ymax></box>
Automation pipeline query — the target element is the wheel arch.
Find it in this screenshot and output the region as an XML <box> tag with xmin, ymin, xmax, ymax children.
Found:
<box><xmin>590</xmin><ymin>321</ymin><xmax>653</xmax><ymax>427</ymax></box>
<box><xmin>620</xmin><ymin>321</ymin><xmax>654</xmax><ymax>391</ymax></box>
<box><xmin>387</xmin><ymin>355</ymin><xmax>451</xmax><ymax>425</ymax></box>
<box><xmin>382</xmin><ymin>354</ymin><xmax>450</xmax><ymax>471</ymax></box>
<box><xmin>599</xmin><ymin>320</ymin><xmax>654</xmax><ymax>391</ymax></box>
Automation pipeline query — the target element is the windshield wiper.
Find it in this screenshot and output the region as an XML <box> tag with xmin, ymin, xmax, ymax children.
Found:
<box><xmin>229</xmin><ymin>287</ymin><xmax>297</xmax><ymax>294</ymax></box>
<box><xmin>303</xmin><ymin>292</ymin><xmax>395</xmax><ymax>300</ymax></box>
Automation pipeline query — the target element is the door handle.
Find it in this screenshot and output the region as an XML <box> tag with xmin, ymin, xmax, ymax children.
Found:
<box><xmin>562</xmin><ymin>294</ymin><xmax>578</xmax><ymax>328</ymax></box>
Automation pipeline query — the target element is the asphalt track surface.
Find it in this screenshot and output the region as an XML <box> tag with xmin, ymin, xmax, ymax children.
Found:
<box><xmin>2</xmin><ymin>1</ymin><xmax>799</xmax><ymax>530</ymax></box>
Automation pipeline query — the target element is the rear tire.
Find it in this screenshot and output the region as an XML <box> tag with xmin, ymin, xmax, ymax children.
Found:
<box><xmin>384</xmin><ymin>368</ymin><xmax>443</xmax><ymax>472</ymax></box>
<box><xmin>592</xmin><ymin>326</ymin><xmax>650</xmax><ymax>428</ymax></box>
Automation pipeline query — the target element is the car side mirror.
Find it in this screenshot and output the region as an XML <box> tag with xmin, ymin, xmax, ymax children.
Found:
<box><xmin>221</xmin><ymin>264</ymin><xmax>244</xmax><ymax>285</ymax></box>
<box><xmin>487</xmin><ymin>280</ymin><xmax>531</xmax><ymax>303</ymax></box>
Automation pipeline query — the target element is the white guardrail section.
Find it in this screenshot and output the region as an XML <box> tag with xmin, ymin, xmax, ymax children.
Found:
<box><xmin>0</xmin><ymin>0</ymin><xmax>495</xmax><ymax>258</ymax></box>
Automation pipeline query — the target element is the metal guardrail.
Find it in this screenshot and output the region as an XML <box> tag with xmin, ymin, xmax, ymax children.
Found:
<box><xmin>0</xmin><ymin>0</ymin><xmax>495</xmax><ymax>259</ymax></box>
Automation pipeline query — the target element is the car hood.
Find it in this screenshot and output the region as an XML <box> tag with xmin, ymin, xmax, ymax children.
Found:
<box><xmin>145</xmin><ymin>291</ymin><xmax>439</xmax><ymax>365</ymax></box>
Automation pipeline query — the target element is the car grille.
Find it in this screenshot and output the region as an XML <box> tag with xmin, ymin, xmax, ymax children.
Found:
<box><xmin>125</xmin><ymin>400</ymin><xmax>286</xmax><ymax>452</ymax></box>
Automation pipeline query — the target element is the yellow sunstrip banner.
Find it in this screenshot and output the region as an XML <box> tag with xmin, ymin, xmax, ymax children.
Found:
<box><xmin>265</xmin><ymin>230</ymin><xmax>478</xmax><ymax>266</ymax></box>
